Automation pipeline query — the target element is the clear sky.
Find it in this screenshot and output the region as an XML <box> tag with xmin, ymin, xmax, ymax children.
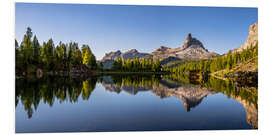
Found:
<box><xmin>15</xmin><ymin>3</ymin><xmax>258</xmax><ymax>60</ymax></box>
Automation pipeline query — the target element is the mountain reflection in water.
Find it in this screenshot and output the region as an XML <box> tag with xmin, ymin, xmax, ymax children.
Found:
<box><xmin>16</xmin><ymin>74</ymin><xmax>258</xmax><ymax>130</ymax></box>
<box><xmin>101</xmin><ymin>76</ymin><xmax>217</xmax><ymax>112</ymax></box>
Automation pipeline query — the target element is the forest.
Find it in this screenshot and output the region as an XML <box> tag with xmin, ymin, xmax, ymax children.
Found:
<box><xmin>111</xmin><ymin>57</ymin><xmax>162</xmax><ymax>72</ymax></box>
<box><xmin>15</xmin><ymin>27</ymin><xmax>98</xmax><ymax>75</ymax></box>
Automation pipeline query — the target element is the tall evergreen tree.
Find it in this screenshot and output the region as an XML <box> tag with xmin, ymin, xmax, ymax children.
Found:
<box><xmin>32</xmin><ymin>35</ymin><xmax>40</xmax><ymax>64</ymax></box>
<box><xmin>21</xmin><ymin>27</ymin><xmax>34</xmax><ymax>67</ymax></box>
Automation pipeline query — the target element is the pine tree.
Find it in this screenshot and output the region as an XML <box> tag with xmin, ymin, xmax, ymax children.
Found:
<box><xmin>83</xmin><ymin>49</ymin><xmax>91</xmax><ymax>67</ymax></box>
<box><xmin>32</xmin><ymin>35</ymin><xmax>40</xmax><ymax>65</ymax></box>
<box><xmin>21</xmin><ymin>27</ymin><xmax>34</xmax><ymax>67</ymax></box>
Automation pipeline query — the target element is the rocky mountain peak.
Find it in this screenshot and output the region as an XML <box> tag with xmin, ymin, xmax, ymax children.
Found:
<box><xmin>234</xmin><ymin>22</ymin><xmax>258</xmax><ymax>52</ymax></box>
<box><xmin>186</xmin><ymin>33</ymin><xmax>193</xmax><ymax>42</ymax></box>
<box><xmin>182</xmin><ymin>33</ymin><xmax>205</xmax><ymax>50</ymax></box>
<box><xmin>151</xmin><ymin>33</ymin><xmax>219</xmax><ymax>61</ymax></box>
<box><xmin>246</xmin><ymin>22</ymin><xmax>258</xmax><ymax>46</ymax></box>
<box><xmin>126</xmin><ymin>49</ymin><xmax>138</xmax><ymax>53</ymax></box>
<box><xmin>101</xmin><ymin>49</ymin><xmax>152</xmax><ymax>69</ymax></box>
<box><xmin>156</xmin><ymin>46</ymin><xmax>171</xmax><ymax>51</ymax></box>
<box><xmin>102</xmin><ymin>50</ymin><xmax>122</xmax><ymax>61</ymax></box>
<box><xmin>122</xmin><ymin>49</ymin><xmax>152</xmax><ymax>60</ymax></box>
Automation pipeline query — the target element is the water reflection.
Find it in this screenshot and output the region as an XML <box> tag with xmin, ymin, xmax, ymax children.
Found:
<box><xmin>163</xmin><ymin>75</ymin><xmax>258</xmax><ymax>129</ymax></box>
<box><xmin>101</xmin><ymin>75</ymin><xmax>217</xmax><ymax>112</ymax></box>
<box><xmin>16</xmin><ymin>76</ymin><xmax>97</xmax><ymax>118</ymax></box>
<box><xmin>15</xmin><ymin>74</ymin><xmax>258</xmax><ymax>129</ymax></box>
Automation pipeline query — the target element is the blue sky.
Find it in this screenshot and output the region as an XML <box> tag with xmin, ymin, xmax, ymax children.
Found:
<box><xmin>15</xmin><ymin>3</ymin><xmax>258</xmax><ymax>60</ymax></box>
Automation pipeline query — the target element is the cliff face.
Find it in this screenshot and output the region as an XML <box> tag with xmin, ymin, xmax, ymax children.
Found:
<box><xmin>234</xmin><ymin>22</ymin><xmax>258</xmax><ymax>52</ymax></box>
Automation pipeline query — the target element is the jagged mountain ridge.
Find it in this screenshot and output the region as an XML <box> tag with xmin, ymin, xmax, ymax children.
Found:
<box><xmin>102</xmin><ymin>49</ymin><xmax>152</xmax><ymax>61</ymax></box>
<box><xmin>101</xmin><ymin>33</ymin><xmax>219</xmax><ymax>68</ymax></box>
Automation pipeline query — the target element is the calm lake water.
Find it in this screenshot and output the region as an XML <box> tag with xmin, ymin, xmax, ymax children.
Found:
<box><xmin>15</xmin><ymin>74</ymin><xmax>258</xmax><ymax>133</ymax></box>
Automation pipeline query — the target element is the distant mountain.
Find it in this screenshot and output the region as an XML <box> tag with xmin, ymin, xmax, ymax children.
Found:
<box><xmin>101</xmin><ymin>49</ymin><xmax>152</xmax><ymax>62</ymax></box>
<box><xmin>102</xmin><ymin>50</ymin><xmax>122</xmax><ymax>61</ymax></box>
<box><xmin>121</xmin><ymin>49</ymin><xmax>152</xmax><ymax>60</ymax></box>
<box><xmin>101</xmin><ymin>49</ymin><xmax>152</xmax><ymax>69</ymax></box>
<box><xmin>152</xmin><ymin>33</ymin><xmax>219</xmax><ymax>61</ymax></box>
<box><xmin>101</xmin><ymin>33</ymin><xmax>219</xmax><ymax>68</ymax></box>
<box><xmin>233</xmin><ymin>22</ymin><xmax>258</xmax><ymax>52</ymax></box>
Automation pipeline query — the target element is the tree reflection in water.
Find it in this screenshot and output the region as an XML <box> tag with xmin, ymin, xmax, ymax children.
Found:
<box><xmin>15</xmin><ymin>74</ymin><xmax>257</xmax><ymax>128</ymax></box>
<box><xmin>16</xmin><ymin>76</ymin><xmax>97</xmax><ymax>118</ymax></box>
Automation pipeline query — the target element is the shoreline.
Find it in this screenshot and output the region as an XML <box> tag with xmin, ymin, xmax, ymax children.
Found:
<box><xmin>97</xmin><ymin>71</ymin><xmax>170</xmax><ymax>75</ymax></box>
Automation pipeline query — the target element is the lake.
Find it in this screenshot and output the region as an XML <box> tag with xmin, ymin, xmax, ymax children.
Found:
<box><xmin>15</xmin><ymin>74</ymin><xmax>258</xmax><ymax>133</ymax></box>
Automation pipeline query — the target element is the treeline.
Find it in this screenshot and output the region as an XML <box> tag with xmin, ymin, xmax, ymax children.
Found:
<box><xmin>167</xmin><ymin>42</ymin><xmax>258</xmax><ymax>73</ymax></box>
<box><xmin>15</xmin><ymin>27</ymin><xmax>98</xmax><ymax>74</ymax></box>
<box><xmin>112</xmin><ymin>57</ymin><xmax>162</xmax><ymax>72</ymax></box>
